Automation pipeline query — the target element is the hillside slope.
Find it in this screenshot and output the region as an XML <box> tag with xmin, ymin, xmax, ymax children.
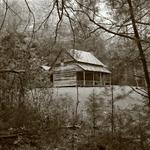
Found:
<box><xmin>53</xmin><ymin>86</ymin><xmax>145</xmax><ymax>110</ymax></box>
<box><xmin>30</xmin><ymin>86</ymin><xmax>145</xmax><ymax>115</ymax></box>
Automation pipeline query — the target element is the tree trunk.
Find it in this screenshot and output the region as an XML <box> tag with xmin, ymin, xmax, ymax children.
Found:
<box><xmin>127</xmin><ymin>0</ymin><xmax>150</xmax><ymax>105</ymax></box>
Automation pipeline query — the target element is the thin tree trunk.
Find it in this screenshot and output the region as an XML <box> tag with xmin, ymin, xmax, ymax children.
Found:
<box><xmin>127</xmin><ymin>0</ymin><xmax>150</xmax><ymax>105</ymax></box>
<box><xmin>111</xmin><ymin>67</ymin><xmax>114</xmax><ymax>141</ymax></box>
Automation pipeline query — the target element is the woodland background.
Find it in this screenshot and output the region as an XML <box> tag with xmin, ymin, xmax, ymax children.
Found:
<box><xmin>0</xmin><ymin>0</ymin><xmax>150</xmax><ymax>149</ymax></box>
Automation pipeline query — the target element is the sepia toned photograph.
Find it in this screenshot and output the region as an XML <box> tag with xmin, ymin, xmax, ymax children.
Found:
<box><xmin>0</xmin><ymin>0</ymin><xmax>150</xmax><ymax>149</ymax></box>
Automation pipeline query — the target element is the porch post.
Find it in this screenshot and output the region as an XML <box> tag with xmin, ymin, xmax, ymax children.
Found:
<box><xmin>103</xmin><ymin>74</ymin><xmax>106</xmax><ymax>86</ymax></box>
<box><xmin>83</xmin><ymin>71</ymin><xmax>85</xmax><ymax>86</ymax></box>
<box><xmin>102</xmin><ymin>73</ymin><xmax>105</xmax><ymax>86</ymax></box>
<box><xmin>110</xmin><ymin>74</ymin><xmax>111</xmax><ymax>86</ymax></box>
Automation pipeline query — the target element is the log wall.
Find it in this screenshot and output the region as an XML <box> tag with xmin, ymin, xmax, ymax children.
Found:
<box><xmin>53</xmin><ymin>63</ymin><xmax>82</xmax><ymax>87</ymax></box>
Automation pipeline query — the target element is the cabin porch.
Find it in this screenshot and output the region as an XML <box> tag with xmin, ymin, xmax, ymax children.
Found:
<box><xmin>76</xmin><ymin>71</ymin><xmax>111</xmax><ymax>87</ymax></box>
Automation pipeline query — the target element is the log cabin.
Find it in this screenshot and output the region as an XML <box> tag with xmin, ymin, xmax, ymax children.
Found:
<box><xmin>52</xmin><ymin>49</ymin><xmax>111</xmax><ymax>87</ymax></box>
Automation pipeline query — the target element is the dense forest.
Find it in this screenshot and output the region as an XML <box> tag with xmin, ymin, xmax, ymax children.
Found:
<box><xmin>0</xmin><ymin>0</ymin><xmax>150</xmax><ymax>149</ymax></box>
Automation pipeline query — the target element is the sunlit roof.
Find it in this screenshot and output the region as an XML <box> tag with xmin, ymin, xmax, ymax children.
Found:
<box><xmin>67</xmin><ymin>49</ymin><xmax>105</xmax><ymax>66</ymax></box>
<box><xmin>77</xmin><ymin>63</ymin><xmax>111</xmax><ymax>73</ymax></box>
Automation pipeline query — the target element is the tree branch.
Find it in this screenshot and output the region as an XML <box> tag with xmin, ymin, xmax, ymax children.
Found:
<box><xmin>0</xmin><ymin>0</ymin><xmax>8</xmax><ymax>32</ymax></box>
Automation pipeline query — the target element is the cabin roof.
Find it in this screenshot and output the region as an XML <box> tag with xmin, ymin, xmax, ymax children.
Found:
<box><xmin>67</xmin><ymin>49</ymin><xmax>105</xmax><ymax>66</ymax></box>
<box><xmin>77</xmin><ymin>63</ymin><xmax>111</xmax><ymax>73</ymax></box>
<box><xmin>41</xmin><ymin>65</ymin><xmax>51</xmax><ymax>71</ymax></box>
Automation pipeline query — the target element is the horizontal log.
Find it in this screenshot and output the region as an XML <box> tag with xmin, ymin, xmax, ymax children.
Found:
<box><xmin>54</xmin><ymin>80</ymin><xmax>77</xmax><ymax>87</ymax></box>
<box><xmin>54</xmin><ymin>77</ymin><xmax>76</xmax><ymax>81</ymax></box>
<box><xmin>0</xmin><ymin>69</ymin><xmax>25</xmax><ymax>73</ymax></box>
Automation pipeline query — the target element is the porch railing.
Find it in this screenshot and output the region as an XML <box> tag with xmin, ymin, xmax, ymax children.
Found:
<box><xmin>77</xmin><ymin>80</ymin><xmax>110</xmax><ymax>87</ymax></box>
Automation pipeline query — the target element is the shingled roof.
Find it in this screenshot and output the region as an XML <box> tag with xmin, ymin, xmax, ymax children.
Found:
<box><xmin>67</xmin><ymin>49</ymin><xmax>105</xmax><ymax>66</ymax></box>
<box><xmin>77</xmin><ymin>63</ymin><xmax>111</xmax><ymax>73</ymax></box>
